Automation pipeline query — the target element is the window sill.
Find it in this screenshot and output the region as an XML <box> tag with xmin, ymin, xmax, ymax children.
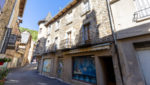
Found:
<box><xmin>81</xmin><ymin>10</ymin><xmax>91</xmax><ymax>17</ymax></box>
<box><xmin>66</xmin><ymin>21</ymin><xmax>73</xmax><ymax>25</ymax></box>
<box><xmin>110</xmin><ymin>0</ymin><xmax>119</xmax><ymax>4</ymax></box>
<box><xmin>55</xmin><ymin>29</ymin><xmax>59</xmax><ymax>32</ymax></box>
<box><xmin>135</xmin><ymin>16</ymin><xmax>150</xmax><ymax>22</ymax></box>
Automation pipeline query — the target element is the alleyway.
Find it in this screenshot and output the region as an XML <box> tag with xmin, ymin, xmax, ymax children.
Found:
<box><xmin>5</xmin><ymin>64</ymin><xmax>70</xmax><ymax>85</ymax></box>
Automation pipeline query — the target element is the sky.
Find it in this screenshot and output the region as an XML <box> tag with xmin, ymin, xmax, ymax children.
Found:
<box><xmin>20</xmin><ymin>0</ymin><xmax>72</xmax><ymax>31</ymax></box>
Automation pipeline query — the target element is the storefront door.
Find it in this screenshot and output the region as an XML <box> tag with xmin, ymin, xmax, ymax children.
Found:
<box><xmin>136</xmin><ymin>48</ymin><xmax>150</xmax><ymax>85</ymax></box>
<box><xmin>57</xmin><ymin>58</ymin><xmax>64</xmax><ymax>78</ymax></box>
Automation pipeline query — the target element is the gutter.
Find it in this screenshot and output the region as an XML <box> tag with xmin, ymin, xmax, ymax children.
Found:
<box><xmin>0</xmin><ymin>0</ymin><xmax>18</xmax><ymax>53</ymax></box>
<box><xmin>106</xmin><ymin>0</ymin><xmax>124</xmax><ymax>85</ymax></box>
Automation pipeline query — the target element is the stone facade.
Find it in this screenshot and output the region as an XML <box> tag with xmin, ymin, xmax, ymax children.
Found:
<box><xmin>35</xmin><ymin>0</ymin><xmax>123</xmax><ymax>85</ymax></box>
<box><xmin>0</xmin><ymin>0</ymin><xmax>16</xmax><ymax>51</ymax></box>
<box><xmin>0</xmin><ymin>0</ymin><xmax>27</xmax><ymax>68</ymax></box>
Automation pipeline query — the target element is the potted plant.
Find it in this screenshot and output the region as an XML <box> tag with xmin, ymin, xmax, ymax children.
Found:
<box><xmin>0</xmin><ymin>58</ymin><xmax>11</xmax><ymax>65</ymax></box>
<box><xmin>0</xmin><ymin>69</ymin><xmax>9</xmax><ymax>85</ymax></box>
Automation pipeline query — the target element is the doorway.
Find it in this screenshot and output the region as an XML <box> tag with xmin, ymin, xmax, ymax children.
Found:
<box><xmin>57</xmin><ymin>57</ymin><xmax>64</xmax><ymax>78</ymax></box>
<box><xmin>99</xmin><ymin>57</ymin><xmax>116</xmax><ymax>85</ymax></box>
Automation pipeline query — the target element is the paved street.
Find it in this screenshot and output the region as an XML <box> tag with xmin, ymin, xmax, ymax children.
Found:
<box><xmin>5</xmin><ymin>64</ymin><xmax>70</xmax><ymax>85</ymax></box>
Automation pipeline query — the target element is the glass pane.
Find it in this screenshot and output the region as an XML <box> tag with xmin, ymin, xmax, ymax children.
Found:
<box><xmin>72</xmin><ymin>56</ymin><xmax>97</xmax><ymax>84</ymax></box>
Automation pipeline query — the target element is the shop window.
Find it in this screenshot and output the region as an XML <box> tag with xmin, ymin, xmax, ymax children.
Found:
<box><xmin>43</xmin><ymin>59</ymin><xmax>52</xmax><ymax>72</ymax></box>
<box><xmin>72</xmin><ymin>56</ymin><xmax>97</xmax><ymax>84</ymax></box>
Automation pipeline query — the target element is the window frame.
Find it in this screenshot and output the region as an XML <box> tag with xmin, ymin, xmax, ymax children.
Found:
<box><xmin>66</xmin><ymin>10</ymin><xmax>73</xmax><ymax>24</ymax></box>
<box><xmin>83</xmin><ymin>23</ymin><xmax>90</xmax><ymax>41</ymax></box>
<box><xmin>72</xmin><ymin>56</ymin><xmax>97</xmax><ymax>84</ymax></box>
<box><xmin>55</xmin><ymin>20</ymin><xmax>60</xmax><ymax>31</ymax></box>
<box><xmin>81</xmin><ymin>0</ymin><xmax>91</xmax><ymax>16</ymax></box>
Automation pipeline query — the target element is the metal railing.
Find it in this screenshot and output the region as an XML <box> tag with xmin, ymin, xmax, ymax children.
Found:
<box><xmin>60</xmin><ymin>38</ymin><xmax>73</xmax><ymax>49</ymax></box>
<box><xmin>134</xmin><ymin>7</ymin><xmax>150</xmax><ymax>21</ymax></box>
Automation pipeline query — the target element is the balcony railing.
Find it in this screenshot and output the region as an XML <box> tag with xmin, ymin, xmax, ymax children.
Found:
<box><xmin>134</xmin><ymin>7</ymin><xmax>150</xmax><ymax>21</ymax></box>
<box><xmin>60</xmin><ymin>38</ymin><xmax>73</xmax><ymax>49</ymax></box>
<box><xmin>7</xmin><ymin>34</ymin><xmax>17</xmax><ymax>48</ymax></box>
<box><xmin>46</xmin><ymin>43</ymin><xmax>57</xmax><ymax>52</ymax></box>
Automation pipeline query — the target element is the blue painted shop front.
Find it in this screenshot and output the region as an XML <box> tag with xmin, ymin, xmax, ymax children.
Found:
<box><xmin>72</xmin><ymin>56</ymin><xmax>97</xmax><ymax>84</ymax></box>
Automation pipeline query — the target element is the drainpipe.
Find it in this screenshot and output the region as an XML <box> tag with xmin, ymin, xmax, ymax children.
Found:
<box><xmin>106</xmin><ymin>0</ymin><xmax>124</xmax><ymax>85</ymax></box>
<box><xmin>0</xmin><ymin>0</ymin><xmax>18</xmax><ymax>53</ymax></box>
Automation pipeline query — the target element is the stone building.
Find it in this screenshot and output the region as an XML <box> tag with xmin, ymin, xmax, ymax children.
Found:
<box><xmin>0</xmin><ymin>0</ymin><xmax>27</xmax><ymax>68</ymax></box>
<box><xmin>36</xmin><ymin>0</ymin><xmax>123</xmax><ymax>85</ymax></box>
<box><xmin>17</xmin><ymin>31</ymin><xmax>32</xmax><ymax>66</ymax></box>
<box><xmin>110</xmin><ymin>0</ymin><xmax>150</xmax><ymax>85</ymax></box>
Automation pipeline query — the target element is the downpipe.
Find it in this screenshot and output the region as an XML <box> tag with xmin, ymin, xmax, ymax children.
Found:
<box><xmin>106</xmin><ymin>0</ymin><xmax>125</xmax><ymax>85</ymax></box>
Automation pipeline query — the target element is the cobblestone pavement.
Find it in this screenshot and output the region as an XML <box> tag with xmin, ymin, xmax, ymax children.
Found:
<box><xmin>5</xmin><ymin>64</ymin><xmax>70</xmax><ymax>85</ymax></box>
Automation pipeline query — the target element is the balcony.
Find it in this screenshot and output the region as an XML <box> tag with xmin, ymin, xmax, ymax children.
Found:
<box><xmin>7</xmin><ymin>34</ymin><xmax>17</xmax><ymax>49</ymax></box>
<box><xmin>134</xmin><ymin>7</ymin><xmax>150</xmax><ymax>21</ymax></box>
<box><xmin>60</xmin><ymin>38</ymin><xmax>73</xmax><ymax>50</ymax></box>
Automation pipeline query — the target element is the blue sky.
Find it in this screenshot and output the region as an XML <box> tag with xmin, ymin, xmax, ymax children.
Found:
<box><xmin>20</xmin><ymin>0</ymin><xmax>72</xmax><ymax>31</ymax></box>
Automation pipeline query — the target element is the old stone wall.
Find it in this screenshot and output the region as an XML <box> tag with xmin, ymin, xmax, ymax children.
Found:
<box><xmin>0</xmin><ymin>0</ymin><xmax>16</xmax><ymax>51</ymax></box>
<box><xmin>45</xmin><ymin>0</ymin><xmax>112</xmax><ymax>51</ymax></box>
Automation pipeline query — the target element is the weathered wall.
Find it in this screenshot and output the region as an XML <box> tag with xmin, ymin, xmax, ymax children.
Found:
<box><xmin>21</xmin><ymin>36</ymin><xmax>31</xmax><ymax>66</ymax></box>
<box><xmin>0</xmin><ymin>0</ymin><xmax>16</xmax><ymax>51</ymax></box>
<box><xmin>116</xmin><ymin>34</ymin><xmax>150</xmax><ymax>85</ymax></box>
<box><xmin>110</xmin><ymin>0</ymin><xmax>150</xmax><ymax>39</ymax></box>
<box><xmin>45</xmin><ymin>0</ymin><xmax>112</xmax><ymax>50</ymax></box>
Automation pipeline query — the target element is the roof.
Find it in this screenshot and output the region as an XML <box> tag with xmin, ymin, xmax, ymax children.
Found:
<box><xmin>38</xmin><ymin>20</ymin><xmax>46</xmax><ymax>25</ymax></box>
<box><xmin>19</xmin><ymin>0</ymin><xmax>27</xmax><ymax>17</ymax></box>
<box><xmin>45</xmin><ymin>0</ymin><xmax>80</xmax><ymax>27</ymax></box>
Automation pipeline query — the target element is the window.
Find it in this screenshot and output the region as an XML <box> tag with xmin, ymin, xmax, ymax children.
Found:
<box><xmin>47</xmin><ymin>25</ymin><xmax>51</xmax><ymax>35</ymax></box>
<box><xmin>66</xmin><ymin>31</ymin><xmax>72</xmax><ymax>47</ymax></box>
<box><xmin>66</xmin><ymin>10</ymin><xmax>73</xmax><ymax>24</ymax></box>
<box><xmin>134</xmin><ymin>0</ymin><xmax>150</xmax><ymax>21</ymax></box>
<box><xmin>72</xmin><ymin>56</ymin><xmax>97</xmax><ymax>84</ymax></box>
<box><xmin>81</xmin><ymin>0</ymin><xmax>90</xmax><ymax>16</ymax></box>
<box><xmin>55</xmin><ymin>37</ymin><xmax>58</xmax><ymax>49</ymax></box>
<box><xmin>0</xmin><ymin>0</ymin><xmax>5</xmax><ymax>12</ymax></box>
<box><xmin>83</xmin><ymin>23</ymin><xmax>90</xmax><ymax>42</ymax></box>
<box><xmin>39</xmin><ymin>28</ymin><xmax>42</xmax><ymax>33</ymax></box>
<box><xmin>43</xmin><ymin>59</ymin><xmax>52</xmax><ymax>72</ymax></box>
<box><xmin>55</xmin><ymin>20</ymin><xmax>60</xmax><ymax>31</ymax></box>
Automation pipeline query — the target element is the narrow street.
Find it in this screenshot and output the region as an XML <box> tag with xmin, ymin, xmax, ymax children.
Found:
<box><xmin>5</xmin><ymin>64</ymin><xmax>70</xmax><ymax>85</ymax></box>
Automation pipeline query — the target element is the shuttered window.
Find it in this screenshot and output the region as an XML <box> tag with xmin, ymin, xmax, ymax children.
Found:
<box><xmin>81</xmin><ymin>0</ymin><xmax>90</xmax><ymax>16</ymax></box>
<box><xmin>0</xmin><ymin>0</ymin><xmax>5</xmax><ymax>12</ymax></box>
<box><xmin>134</xmin><ymin>0</ymin><xmax>150</xmax><ymax>21</ymax></box>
